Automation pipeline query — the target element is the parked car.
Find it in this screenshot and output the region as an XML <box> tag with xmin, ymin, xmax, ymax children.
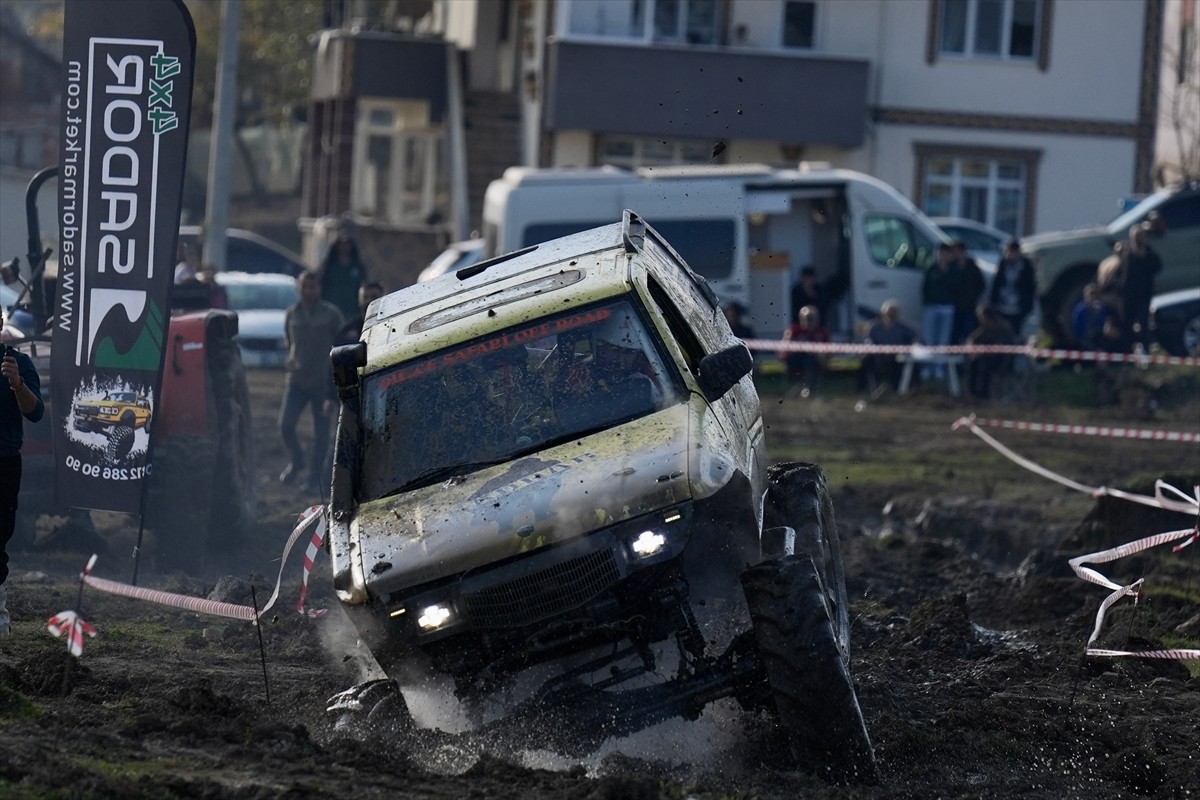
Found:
<box><xmin>1022</xmin><ymin>182</ymin><xmax>1200</xmax><ymax>345</ymax></box>
<box><xmin>178</xmin><ymin>226</ymin><xmax>307</xmax><ymax>276</ymax></box>
<box><xmin>214</xmin><ymin>271</ymin><xmax>296</xmax><ymax>367</ymax></box>
<box><xmin>931</xmin><ymin>216</ymin><xmax>1009</xmax><ymax>263</ymax></box>
<box><xmin>418</xmin><ymin>237</ymin><xmax>485</xmax><ymax>282</ymax></box>
<box><xmin>1150</xmin><ymin>287</ymin><xmax>1200</xmax><ymax>357</ymax></box>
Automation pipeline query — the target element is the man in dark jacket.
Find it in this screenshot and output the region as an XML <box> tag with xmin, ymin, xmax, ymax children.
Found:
<box><xmin>951</xmin><ymin>241</ymin><xmax>986</xmax><ymax>344</ymax></box>
<box><xmin>989</xmin><ymin>239</ymin><xmax>1037</xmax><ymax>339</ymax></box>
<box><xmin>1122</xmin><ymin>224</ymin><xmax>1162</xmax><ymax>350</ymax></box>
<box><xmin>1</xmin><ymin>333</ymin><xmax>45</xmax><ymax>636</ymax></box>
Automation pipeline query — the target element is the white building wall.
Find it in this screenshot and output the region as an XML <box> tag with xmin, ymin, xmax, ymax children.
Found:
<box><xmin>872</xmin><ymin>125</ymin><xmax>1137</xmax><ymax>232</ymax></box>
<box><xmin>872</xmin><ymin>0</ymin><xmax>1144</xmax><ymax>121</ymax></box>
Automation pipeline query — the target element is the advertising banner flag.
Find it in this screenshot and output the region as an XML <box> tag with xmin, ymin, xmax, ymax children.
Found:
<box><xmin>52</xmin><ymin>0</ymin><xmax>195</xmax><ymax>513</ymax></box>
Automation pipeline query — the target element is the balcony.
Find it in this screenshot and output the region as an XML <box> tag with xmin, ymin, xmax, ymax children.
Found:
<box><xmin>543</xmin><ymin>39</ymin><xmax>869</xmax><ymax>147</ymax></box>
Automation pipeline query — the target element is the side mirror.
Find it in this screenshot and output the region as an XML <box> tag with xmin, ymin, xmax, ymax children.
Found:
<box><xmin>331</xmin><ymin>342</ymin><xmax>366</xmax><ymax>389</ymax></box>
<box><xmin>698</xmin><ymin>343</ymin><xmax>753</xmax><ymax>401</ymax></box>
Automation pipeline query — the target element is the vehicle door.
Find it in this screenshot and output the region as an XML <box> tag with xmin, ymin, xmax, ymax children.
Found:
<box><xmin>637</xmin><ymin>239</ymin><xmax>765</xmax><ymax>503</ymax></box>
<box><xmin>848</xmin><ymin>183</ymin><xmax>946</xmax><ymax>326</ymax></box>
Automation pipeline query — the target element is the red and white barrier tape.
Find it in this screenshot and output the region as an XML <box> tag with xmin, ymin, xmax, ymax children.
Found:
<box><xmin>1068</xmin><ymin>521</ymin><xmax>1199</xmax><ymax>661</ymax></box>
<box><xmin>47</xmin><ymin>610</ymin><xmax>96</xmax><ymax>657</ymax></box>
<box><xmin>960</xmin><ymin>416</ymin><xmax>1200</xmax><ymax>443</ymax></box>
<box><xmin>48</xmin><ymin>505</ymin><xmax>330</xmax><ymax>655</ymax></box>
<box><xmin>744</xmin><ymin>338</ymin><xmax>1199</xmax><ymax>367</ymax></box>
<box><xmin>953</xmin><ymin>417</ymin><xmax>1199</xmax><ymax>661</ymax></box>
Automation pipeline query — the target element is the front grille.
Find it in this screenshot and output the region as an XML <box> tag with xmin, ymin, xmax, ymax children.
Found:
<box><xmin>462</xmin><ymin>549</ymin><xmax>620</xmax><ymax>629</ymax></box>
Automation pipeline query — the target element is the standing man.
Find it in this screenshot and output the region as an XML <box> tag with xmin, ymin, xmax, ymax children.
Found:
<box><xmin>951</xmin><ymin>240</ymin><xmax>986</xmax><ymax>344</ymax></box>
<box><xmin>337</xmin><ymin>281</ymin><xmax>385</xmax><ymax>345</ymax></box>
<box><xmin>279</xmin><ymin>271</ymin><xmax>344</xmax><ymax>496</ymax></box>
<box><xmin>1</xmin><ymin>333</ymin><xmax>45</xmax><ymax>636</ymax></box>
<box><xmin>989</xmin><ymin>239</ymin><xmax>1037</xmax><ymax>339</ymax></box>
<box><xmin>1122</xmin><ymin>224</ymin><xmax>1162</xmax><ymax>350</ymax></box>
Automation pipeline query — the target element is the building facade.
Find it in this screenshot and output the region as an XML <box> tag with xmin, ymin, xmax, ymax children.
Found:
<box><xmin>305</xmin><ymin>0</ymin><xmax>1182</xmax><ymax>284</ymax></box>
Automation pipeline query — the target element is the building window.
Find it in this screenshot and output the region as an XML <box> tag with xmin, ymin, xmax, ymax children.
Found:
<box><xmin>783</xmin><ymin>1</ymin><xmax>816</xmax><ymax>49</ymax></box>
<box><xmin>352</xmin><ymin>99</ymin><xmax>448</xmax><ymax>226</ymax></box>
<box><xmin>935</xmin><ymin>0</ymin><xmax>1043</xmax><ymax>60</ymax></box>
<box><xmin>566</xmin><ymin>0</ymin><xmax>722</xmax><ymax>44</ymax></box>
<box><xmin>598</xmin><ymin>135</ymin><xmax>711</xmax><ymax>168</ymax></box>
<box><xmin>916</xmin><ymin>147</ymin><xmax>1039</xmax><ymax>236</ymax></box>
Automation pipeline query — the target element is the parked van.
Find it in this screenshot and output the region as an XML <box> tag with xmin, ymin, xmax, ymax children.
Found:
<box><xmin>466</xmin><ymin>164</ymin><xmax>958</xmax><ymax>340</ymax></box>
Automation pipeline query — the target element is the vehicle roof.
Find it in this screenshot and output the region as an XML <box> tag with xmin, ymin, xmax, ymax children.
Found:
<box><xmin>364</xmin><ymin>220</ymin><xmax>644</xmax><ymax>371</ymax></box>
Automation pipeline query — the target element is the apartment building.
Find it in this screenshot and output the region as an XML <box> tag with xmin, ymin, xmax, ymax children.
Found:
<box><xmin>303</xmin><ymin>0</ymin><xmax>1184</xmax><ymax>284</ymax></box>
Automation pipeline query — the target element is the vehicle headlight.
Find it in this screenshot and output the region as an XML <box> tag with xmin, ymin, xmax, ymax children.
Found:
<box><xmin>101</xmin><ymin>406</ymin><xmax>118</xmax><ymax>415</ymax></box>
<box><xmin>416</xmin><ymin>602</ymin><xmax>456</xmax><ymax>631</ymax></box>
<box><xmin>630</xmin><ymin>530</ymin><xmax>668</xmax><ymax>558</ymax></box>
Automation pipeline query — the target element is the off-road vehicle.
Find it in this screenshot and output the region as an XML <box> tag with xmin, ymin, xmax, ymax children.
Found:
<box><xmin>325</xmin><ymin>212</ymin><xmax>877</xmax><ymax>782</ymax></box>
<box><xmin>72</xmin><ymin>390</ymin><xmax>153</xmax><ymax>434</ymax></box>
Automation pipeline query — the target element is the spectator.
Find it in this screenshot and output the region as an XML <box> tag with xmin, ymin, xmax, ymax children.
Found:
<box><xmin>173</xmin><ymin>242</ymin><xmax>200</xmax><ymax>284</ymax></box>
<box><xmin>921</xmin><ymin>244</ymin><xmax>958</xmax><ymax>381</ymax></box>
<box><xmin>779</xmin><ymin>305</ymin><xmax>829</xmax><ymax>396</ymax></box>
<box><xmin>320</xmin><ymin>223</ymin><xmax>370</xmax><ymax>320</ymax></box>
<box><xmin>338</xmin><ymin>282</ymin><xmax>385</xmax><ymax>345</ymax></box>
<box><xmin>722</xmin><ymin>301</ymin><xmax>757</xmax><ymax>340</ymax></box>
<box><xmin>964</xmin><ymin>303</ymin><xmax>1015</xmax><ymax>400</ymax></box>
<box><xmin>1122</xmin><ymin>224</ymin><xmax>1162</xmax><ymax>350</ymax></box>
<box><xmin>1071</xmin><ymin>283</ymin><xmax>1115</xmax><ymax>354</ymax></box>
<box><xmin>989</xmin><ymin>239</ymin><xmax>1037</xmax><ymax>339</ymax></box>
<box><xmin>279</xmin><ymin>271</ymin><xmax>345</xmax><ymax>496</ymax></box>
<box><xmin>1095</xmin><ymin>241</ymin><xmax>1127</xmax><ymax>317</ymax></box>
<box><xmin>1</xmin><ymin>325</ymin><xmax>45</xmax><ymax>636</ymax></box>
<box><xmin>790</xmin><ymin>266</ymin><xmax>827</xmax><ymax>327</ymax></box>
<box><xmin>951</xmin><ymin>240</ymin><xmax>986</xmax><ymax>344</ymax></box>
<box><xmin>861</xmin><ymin>299</ymin><xmax>915</xmax><ymax>394</ymax></box>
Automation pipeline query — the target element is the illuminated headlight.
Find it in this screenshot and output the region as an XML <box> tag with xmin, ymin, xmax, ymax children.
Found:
<box><xmin>630</xmin><ymin>530</ymin><xmax>668</xmax><ymax>558</ymax></box>
<box><xmin>416</xmin><ymin>603</ymin><xmax>454</xmax><ymax>631</ymax></box>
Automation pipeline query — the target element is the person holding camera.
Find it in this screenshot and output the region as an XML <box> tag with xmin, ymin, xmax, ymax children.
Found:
<box><xmin>1</xmin><ymin>333</ymin><xmax>45</xmax><ymax>636</ymax></box>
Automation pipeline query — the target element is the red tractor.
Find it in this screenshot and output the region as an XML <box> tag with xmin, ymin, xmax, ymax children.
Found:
<box><xmin>3</xmin><ymin>168</ymin><xmax>256</xmax><ymax>572</ymax></box>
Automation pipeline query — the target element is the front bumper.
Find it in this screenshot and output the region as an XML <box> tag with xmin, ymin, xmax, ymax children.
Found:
<box><xmin>379</xmin><ymin>503</ymin><xmax>693</xmax><ymax>643</ymax></box>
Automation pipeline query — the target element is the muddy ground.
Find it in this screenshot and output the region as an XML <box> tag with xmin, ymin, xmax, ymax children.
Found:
<box><xmin>2</xmin><ymin>363</ymin><xmax>1198</xmax><ymax>799</ymax></box>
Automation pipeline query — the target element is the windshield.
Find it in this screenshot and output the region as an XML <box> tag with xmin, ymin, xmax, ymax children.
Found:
<box><xmin>1106</xmin><ymin>188</ymin><xmax>1171</xmax><ymax>235</ymax></box>
<box><xmin>359</xmin><ymin>298</ymin><xmax>683</xmax><ymax>500</ymax></box>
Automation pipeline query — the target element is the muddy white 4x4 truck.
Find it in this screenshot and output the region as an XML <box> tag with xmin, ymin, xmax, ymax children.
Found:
<box><xmin>325</xmin><ymin>211</ymin><xmax>877</xmax><ymax>782</ymax></box>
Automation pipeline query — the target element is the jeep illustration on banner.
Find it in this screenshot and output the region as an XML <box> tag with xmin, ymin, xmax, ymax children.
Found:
<box><xmin>51</xmin><ymin>0</ymin><xmax>195</xmax><ymax>514</ymax></box>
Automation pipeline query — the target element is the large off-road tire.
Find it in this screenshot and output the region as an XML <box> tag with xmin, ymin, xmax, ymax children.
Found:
<box><xmin>105</xmin><ymin>424</ymin><xmax>135</xmax><ymax>464</ymax></box>
<box><xmin>742</xmin><ymin>555</ymin><xmax>878</xmax><ymax>784</ymax></box>
<box><xmin>327</xmin><ymin>679</ymin><xmax>414</xmax><ymax>737</ymax></box>
<box><xmin>205</xmin><ymin>331</ymin><xmax>257</xmax><ymax>556</ymax></box>
<box><xmin>762</xmin><ymin>462</ymin><xmax>849</xmax><ymax>654</ymax></box>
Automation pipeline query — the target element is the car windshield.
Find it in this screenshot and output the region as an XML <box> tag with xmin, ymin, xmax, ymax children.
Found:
<box><xmin>1106</xmin><ymin>188</ymin><xmax>1171</xmax><ymax>234</ymax></box>
<box><xmin>222</xmin><ymin>281</ymin><xmax>296</xmax><ymax>311</ymax></box>
<box><xmin>107</xmin><ymin>392</ymin><xmax>135</xmax><ymax>402</ymax></box>
<box><xmin>359</xmin><ymin>297</ymin><xmax>683</xmax><ymax>500</ymax></box>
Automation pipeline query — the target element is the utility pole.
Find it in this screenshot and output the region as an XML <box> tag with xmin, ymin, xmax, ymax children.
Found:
<box><xmin>203</xmin><ymin>0</ymin><xmax>242</xmax><ymax>270</ymax></box>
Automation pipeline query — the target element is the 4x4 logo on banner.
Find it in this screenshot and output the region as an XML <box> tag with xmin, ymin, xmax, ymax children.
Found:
<box><xmin>52</xmin><ymin>0</ymin><xmax>195</xmax><ymax>514</ymax></box>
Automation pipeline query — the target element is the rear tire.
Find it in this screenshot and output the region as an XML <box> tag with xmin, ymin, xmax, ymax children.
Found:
<box><xmin>742</xmin><ymin>555</ymin><xmax>878</xmax><ymax>785</ymax></box>
<box><xmin>327</xmin><ymin>679</ymin><xmax>413</xmax><ymax>737</ymax></box>
<box><xmin>205</xmin><ymin>332</ymin><xmax>257</xmax><ymax>557</ymax></box>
